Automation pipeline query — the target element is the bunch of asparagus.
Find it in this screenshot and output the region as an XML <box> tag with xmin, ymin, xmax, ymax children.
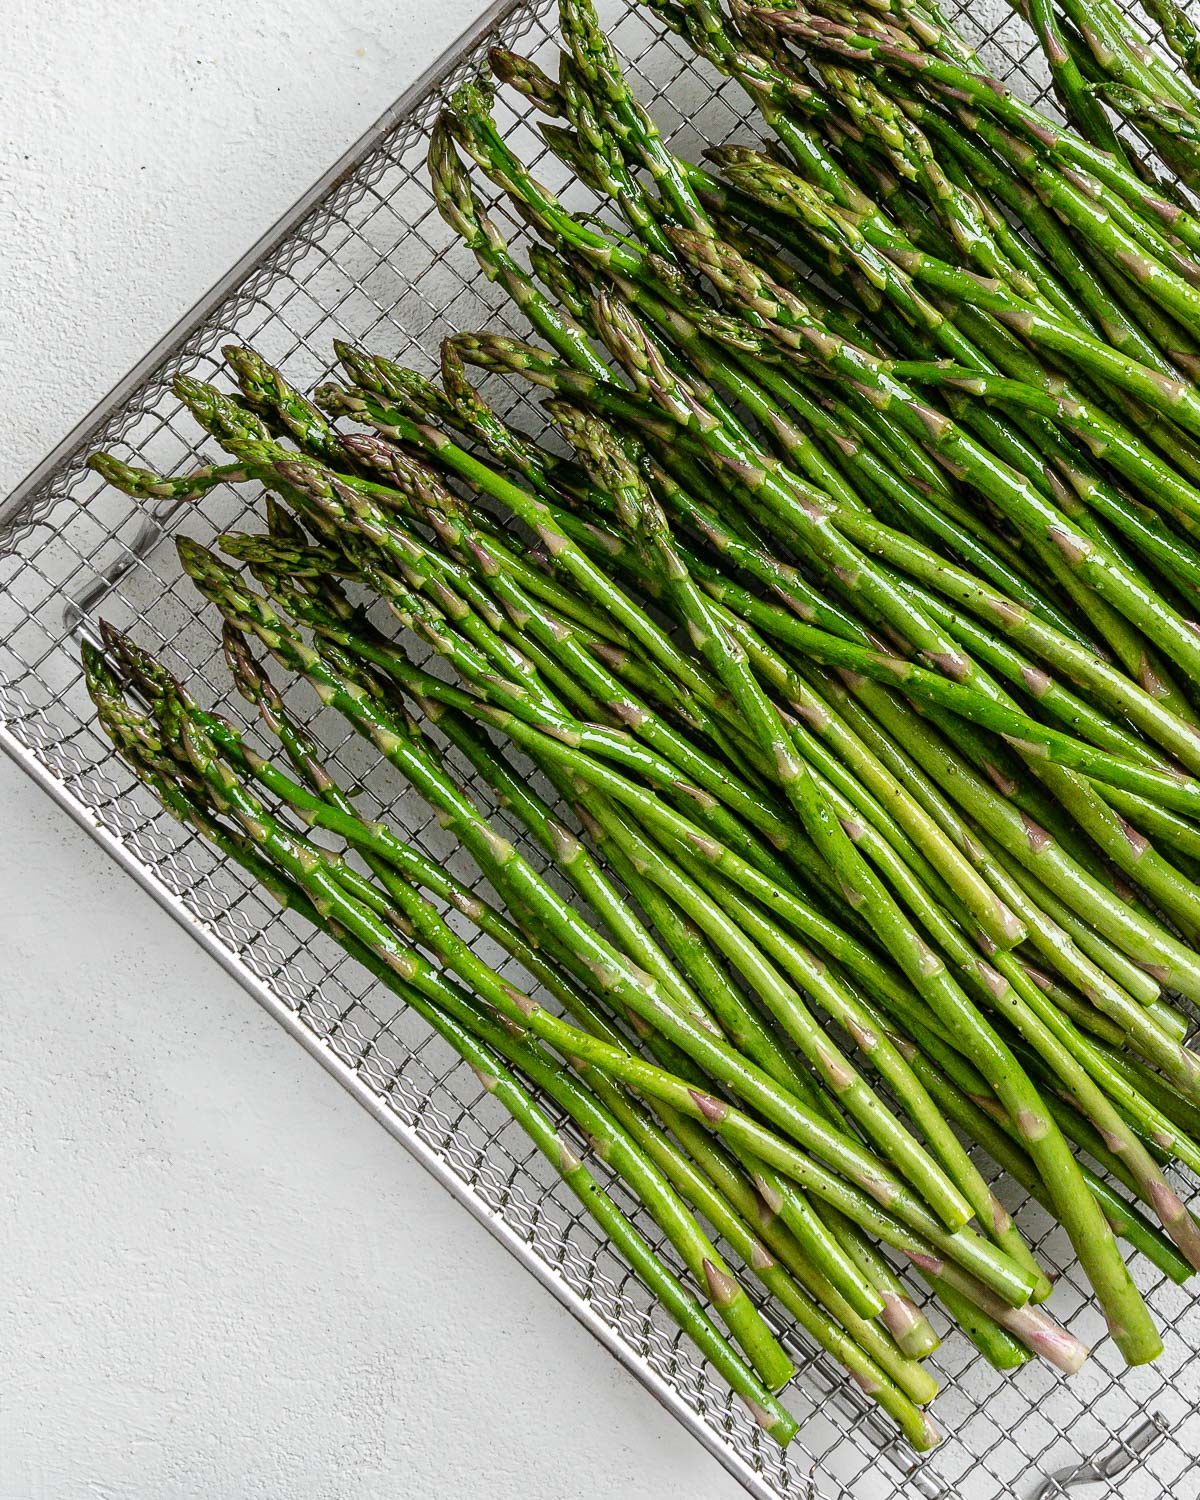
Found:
<box><xmin>84</xmin><ymin>0</ymin><xmax>1200</xmax><ymax>1451</ymax></box>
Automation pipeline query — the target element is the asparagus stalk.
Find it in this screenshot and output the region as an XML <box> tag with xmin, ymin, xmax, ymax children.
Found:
<box><xmin>83</xmin><ymin>0</ymin><xmax>1200</xmax><ymax>1429</ymax></box>
<box><xmin>85</xmin><ymin>643</ymin><xmax>803</xmax><ymax>1439</ymax></box>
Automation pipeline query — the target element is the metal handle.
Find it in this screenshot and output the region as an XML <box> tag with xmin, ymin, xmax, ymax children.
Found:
<box><xmin>1029</xmin><ymin>1412</ymin><xmax>1170</xmax><ymax>1498</ymax></box>
<box><xmin>62</xmin><ymin>511</ymin><xmax>174</xmax><ymax>637</ymax></box>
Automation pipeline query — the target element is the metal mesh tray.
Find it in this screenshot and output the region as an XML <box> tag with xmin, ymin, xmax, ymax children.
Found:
<box><xmin>5</xmin><ymin>1</ymin><xmax>1200</xmax><ymax>1493</ymax></box>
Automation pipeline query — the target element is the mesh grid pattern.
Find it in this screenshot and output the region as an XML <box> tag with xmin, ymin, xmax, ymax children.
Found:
<box><xmin>4</xmin><ymin>1</ymin><xmax>1200</xmax><ymax>1494</ymax></box>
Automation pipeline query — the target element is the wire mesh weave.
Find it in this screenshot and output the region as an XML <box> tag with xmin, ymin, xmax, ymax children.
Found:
<box><xmin>6</xmin><ymin>0</ymin><xmax>1200</xmax><ymax>1494</ymax></box>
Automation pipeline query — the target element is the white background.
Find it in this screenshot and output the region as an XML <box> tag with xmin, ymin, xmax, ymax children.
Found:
<box><xmin>0</xmin><ymin>2</ymin><xmax>744</xmax><ymax>1494</ymax></box>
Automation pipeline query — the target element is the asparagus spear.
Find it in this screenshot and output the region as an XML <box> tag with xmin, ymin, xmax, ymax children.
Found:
<box><xmin>83</xmin><ymin>0</ymin><xmax>1200</xmax><ymax>1431</ymax></box>
<box><xmin>83</xmin><ymin>642</ymin><xmax>804</xmax><ymax>1440</ymax></box>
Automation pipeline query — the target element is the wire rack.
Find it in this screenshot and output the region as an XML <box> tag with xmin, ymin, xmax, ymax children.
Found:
<box><xmin>6</xmin><ymin>0</ymin><xmax>1200</xmax><ymax>1494</ymax></box>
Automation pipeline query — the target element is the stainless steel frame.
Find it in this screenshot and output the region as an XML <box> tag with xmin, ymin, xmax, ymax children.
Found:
<box><xmin>5</xmin><ymin>2</ymin><xmax>1200</xmax><ymax>1495</ymax></box>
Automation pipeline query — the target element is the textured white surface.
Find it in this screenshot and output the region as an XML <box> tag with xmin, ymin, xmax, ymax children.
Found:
<box><xmin>0</xmin><ymin>3</ymin><xmax>745</xmax><ymax>1494</ymax></box>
